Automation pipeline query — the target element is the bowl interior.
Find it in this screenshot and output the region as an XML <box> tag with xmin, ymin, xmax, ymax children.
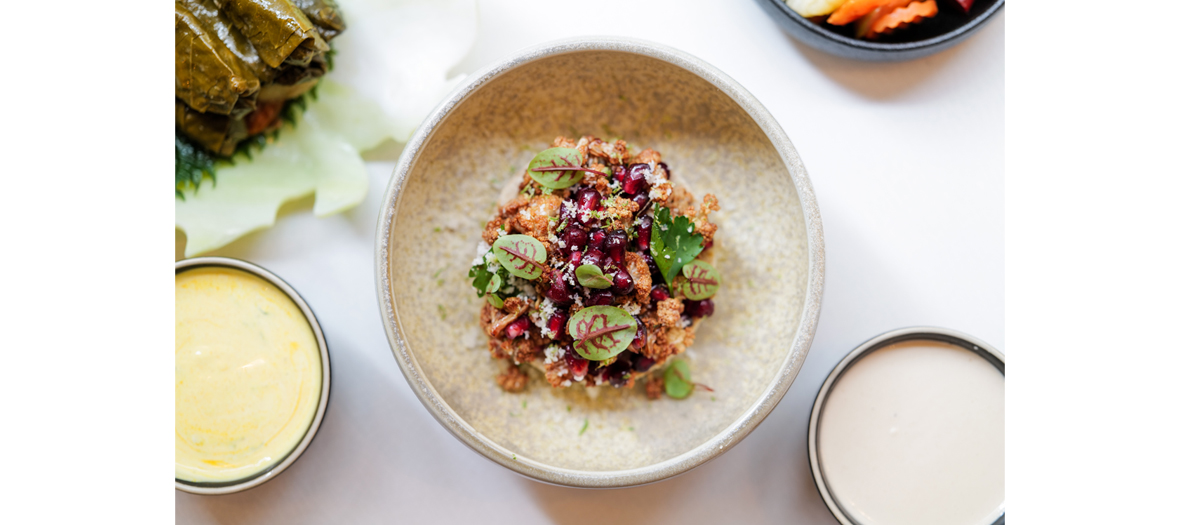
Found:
<box><xmin>385</xmin><ymin>49</ymin><xmax>811</xmax><ymax>475</ymax></box>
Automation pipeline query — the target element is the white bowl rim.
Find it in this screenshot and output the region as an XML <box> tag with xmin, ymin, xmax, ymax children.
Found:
<box><xmin>174</xmin><ymin>256</ymin><xmax>332</xmax><ymax>495</ymax></box>
<box><xmin>374</xmin><ymin>35</ymin><xmax>825</xmax><ymax>488</ymax></box>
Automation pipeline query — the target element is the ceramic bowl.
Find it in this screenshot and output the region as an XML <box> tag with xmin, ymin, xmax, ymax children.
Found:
<box><xmin>175</xmin><ymin>257</ymin><xmax>332</xmax><ymax>495</ymax></box>
<box><xmin>756</xmin><ymin>0</ymin><xmax>1005</xmax><ymax>62</ymax></box>
<box><xmin>375</xmin><ymin>37</ymin><xmax>824</xmax><ymax>487</ymax></box>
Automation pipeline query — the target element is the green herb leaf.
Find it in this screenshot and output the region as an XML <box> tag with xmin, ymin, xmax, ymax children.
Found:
<box><xmin>650</xmin><ymin>204</ymin><xmax>705</xmax><ymax>284</ymax></box>
<box><xmin>492</xmin><ymin>234</ymin><xmax>547</xmax><ymax>280</ymax></box>
<box><xmin>664</xmin><ymin>360</ymin><xmax>693</xmax><ymax>399</ymax></box>
<box><xmin>486</xmin><ymin>273</ymin><xmax>503</xmax><ymax>294</ymax></box>
<box><xmin>487</xmin><ymin>294</ymin><xmax>505</xmax><ymax>308</ymax></box>
<box><xmin>680</xmin><ymin>260</ymin><xmax>721</xmax><ymax>300</ymax></box>
<box><xmin>575</xmin><ymin>264</ymin><xmax>613</xmax><ymax>289</ymax></box>
<box><xmin>175</xmin><ymin>134</ymin><xmax>218</xmax><ymax>199</ymax></box>
<box><xmin>568</xmin><ymin>306</ymin><xmax>638</xmax><ymax>361</ymax></box>
<box><xmin>468</xmin><ymin>263</ymin><xmax>494</xmax><ymax>297</ymax></box>
<box><xmin>528</xmin><ymin>147</ymin><xmax>600</xmax><ymax>189</ymax></box>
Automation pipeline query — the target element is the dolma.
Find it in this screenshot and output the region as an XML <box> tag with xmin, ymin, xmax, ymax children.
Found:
<box><xmin>175</xmin><ymin>0</ymin><xmax>341</xmax><ymax>169</ymax></box>
<box><xmin>178</xmin><ymin>0</ymin><xmax>274</xmax><ymax>84</ymax></box>
<box><xmin>175</xmin><ymin>2</ymin><xmax>260</xmax><ymax>115</ymax></box>
<box><xmin>259</xmin><ymin>55</ymin><xmax>325</xmax><ymax>102</ymax></box>
<box><xmin>176</xmin><ymin>101</ymin><xmax>248</xmax><ymax>156</ymax></box>
<box><xmin>291</xmin><ymin>0</ymin><xmax>346</xmax><ymax>41</ymax></box>
<box><xmin>221</xmin><ymin>0</ymin><xmax>328</xmax><ymax>69</ymax></box>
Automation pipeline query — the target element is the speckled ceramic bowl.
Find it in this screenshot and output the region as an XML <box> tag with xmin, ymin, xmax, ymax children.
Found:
<box><xmin>375</xmin><ymin>37</ymin><xmax>824</xmax><ymax>488</ymax></box>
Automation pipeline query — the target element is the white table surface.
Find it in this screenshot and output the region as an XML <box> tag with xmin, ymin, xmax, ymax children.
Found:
<box><xmin>176</xmin><ymin>0</ymin><xmax>1004</xmax><ymax>522</ymax></box>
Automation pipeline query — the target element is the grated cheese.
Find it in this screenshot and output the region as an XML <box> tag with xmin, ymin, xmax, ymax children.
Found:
<box><xmin>543</xmin><ymin>344</ymin><xmax>565</xmax><ymax>364</ymax></box>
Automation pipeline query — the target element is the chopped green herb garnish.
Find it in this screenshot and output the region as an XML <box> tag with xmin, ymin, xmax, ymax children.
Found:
<box><xmin>579</xmin><ymin>418</ymin><xmax>589</xmax><ymax>436</ymax></box>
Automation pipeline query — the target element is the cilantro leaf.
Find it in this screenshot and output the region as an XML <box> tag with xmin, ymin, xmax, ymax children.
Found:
<box><xmin>468</xmin><ymin>264</ymin><xmax>495</xmax><ymax>297</ymax></box>
<box><xmin>469</xmin><ymin>259</ymin><xmax>510</xmax><ymax>308</ymax></box>
<box><xmin>649</xmin><ymin>204</ymin><xmax>705</xmax><ymax>284</ymax></box>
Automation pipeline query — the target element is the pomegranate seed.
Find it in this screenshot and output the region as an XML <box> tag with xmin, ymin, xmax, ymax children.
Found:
<box><xmin>563</xmin><ymin>345</ymin><xmax>589</xmax><ymax>378</ymax></box>
<box><xmin>575</xmin><ymin>188</ymin><xmax>600</xmax><ymax>220</ymax></box>
<box><xmin>612</xmin><ymin>266</ymin><xmax>634</xmax><ymax>295</ymax></box>
<box><xmin>635</xmin><ymin>215</ymin><xmax>653</xmax><ymax>251</ymax></box>
<box><xmin>631</xmin><ymin>192</ymin><xmax>650</xmax><ymax>213</ymax></box>
<box><xmin>581</xmin><ymin>248</ymin><xmax>605</xmax><ymax>269</ymax></box>
<box><xmin>548</xmin><ymin>309</ymin><xmax>569</xmax><ymax>337</ymax></box>
<box><xmin>587</xmin><ymin>289</ymin><xmax>614</xmax><ymax>306</ymax></box>
<box><xmin>650</xmin><ymin>284</ymin><xmax>671</xmax><ymax>302</ymax></box>
<box><xmin>605</xmin><ymin>230</ymin><xmax>627</xmax><ymax>263</ymax></box>
<box><xmin>702</xmin><ymin>239</ymin><xmax>714</xmax><ymax>251</ymax></box>
<box><xmin>505</xmin><ymin>317</ymin><xmax>530</xmax><ymax>339</ymax></box>
<box><xmin>629</xmin><ymin>318</ymin><xmax>647</xmax><ymax>351</ymax></box>
<box><xmin>588</xmin><ymin>229</ymin><xmax>606</xmax><ymax>251</ymax></box>
<box><xmin>685</xmin><ymin>298</ymin><xmax>715</xmax><ymax>318</ymax></box>
<box><xmin>634</xmin><ymin>356</ymin><xmax>655</xmax><ymax>372</ymax></box>
<box><xmin>640</xmin><ymin>253</ymin><xmax>662</xmax><ymax>283</ymax></box>
<box><xmin>616</xmin><ymin>351</ymin><xmax>633</xmax><ymax>368</ymax></box>
<box><xmin>623</xmin><ymin>164</ymin><xmax>651</xmax><ymax>195</ymax></box>
<box><xmin>568</xmin><ymin>250</ymin><xmax>583</xmax><ymax>267</ymax></box>
<box><xmin>546</xmin><ymin>272</ymin><xmax>574</xmax><ymax>305</ymax></box>
<box><xmin>658</xmin><ymin>162</ymin><xmax>671</xmax><ymax>180</ymax></box>
<box><xmin>607</xmin><ymin>362</ymin><xmax>631</xmax><ymax>387</ymax></box>
<box><xmin>562</xmin><ymin>226</ymin><xmax>588</xmax><ymax>254</ymax></box>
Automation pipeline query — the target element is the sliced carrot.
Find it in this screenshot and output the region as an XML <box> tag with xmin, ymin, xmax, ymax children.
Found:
<box><xmin>867</xmin><ymin>0</ymin><xmax>938</xmax><ymax>37</ymax></box>
<box><xmin>827</xmin><ymin>0</ymin><xmax>906</xmax><ymax>26</ymax></box>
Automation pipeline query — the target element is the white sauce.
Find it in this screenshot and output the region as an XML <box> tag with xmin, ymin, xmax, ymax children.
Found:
<box><xmin>818</xmin><ymin>341</ymin><xmax>1004</xmax><ymax>525</ymax></box>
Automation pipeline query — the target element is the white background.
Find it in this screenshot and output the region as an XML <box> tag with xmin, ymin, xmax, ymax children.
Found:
<box><xmin>9</xmin><ymin>1</ymin><xmax>1179</xmax><ymax>523</ymax></box>
<box><xmin>174</xmin><ymin>1</ymin><xmax>1003</xmax><ymax>523</ymax></box>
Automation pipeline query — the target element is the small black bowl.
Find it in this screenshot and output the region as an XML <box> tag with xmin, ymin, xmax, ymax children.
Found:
<box><xmin>756</xmin><ymin>0</ymin><xmax>1004</xmax><ymax>62</ymax></box>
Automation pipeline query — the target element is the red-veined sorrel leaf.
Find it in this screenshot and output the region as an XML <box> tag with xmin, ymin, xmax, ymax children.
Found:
<box><xmin>492</xmin><ymin>234</ymin><xmax>547</xmax><ymax>280</ymax></box>
<box><xmin>527</xmin><ymin>147</ymin><xmax>600</xmax><ymax>189</ymax></box>
<box><xmin>575</xmin><ymin>264</ymin><xmax>613</xmax><ymax>289</ymax></box>
<box><xmin>664</xmin><ymin>359</ymin><xmax>693</xmax><ymax>399</ymax></box>
<box><xmin>680</xmin><ymin>260</ymin><xmax>720</xmax><ymax>300</ymax></box>
<box><xmin>486</xmin><ymin>293</ymin><xmax>504</xmax><ymax>308</ymax></box>
<box><xmin>567</xmin><ymin>305</ymin><xmax>637</xmax><ymax>361</ymax></box>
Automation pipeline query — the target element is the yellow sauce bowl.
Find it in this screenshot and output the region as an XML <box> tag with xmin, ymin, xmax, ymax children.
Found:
<box><xmin>175</xmin><ymin>258</ymin><xmax>330</xmax><ymax>495</ymax></box>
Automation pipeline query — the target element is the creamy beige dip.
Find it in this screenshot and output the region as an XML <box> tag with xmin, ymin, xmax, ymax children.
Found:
<box><xmin>175</xmin><ymin>267</ymin><xmax>322</xmax><ymax>484</ymax></box>
<box><xmin>818</xmin><ymin>340</ymin><xmax>1004</xmax><ymax>525</ymax></box>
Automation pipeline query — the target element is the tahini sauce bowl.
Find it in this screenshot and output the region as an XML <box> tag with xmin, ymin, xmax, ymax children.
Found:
<box><xmin>375</xmin><ymin>37</ymin><xmax>824</xmax><ymax>487</ymax></box>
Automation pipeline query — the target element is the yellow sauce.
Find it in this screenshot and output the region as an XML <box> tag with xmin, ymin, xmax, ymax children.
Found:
<box><xmin>175</xmin><ymin>267</ymin><xmax>322</xmax><ymax>484</ymax></box>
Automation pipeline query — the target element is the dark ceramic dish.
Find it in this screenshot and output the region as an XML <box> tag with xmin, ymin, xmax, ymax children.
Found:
<box><xmin>756</xmin><ymin>0</ymin><xmax>1004</xmax><ymax>62</ymax></box>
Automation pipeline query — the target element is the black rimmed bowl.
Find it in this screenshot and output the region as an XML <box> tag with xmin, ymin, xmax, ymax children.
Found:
<box><xmin>756</xmin><ymin>0</ymin><xmax>1004</xmax><ymax>61</ymax></box>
